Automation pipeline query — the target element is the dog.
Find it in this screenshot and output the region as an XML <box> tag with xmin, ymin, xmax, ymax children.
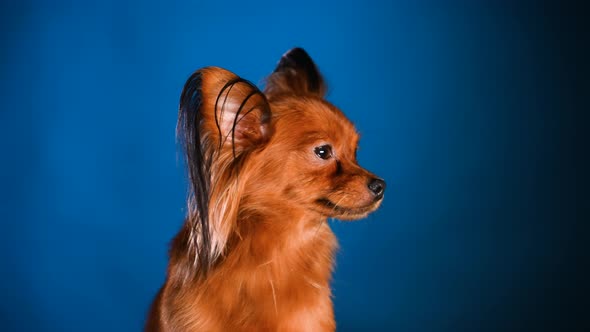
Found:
<box><xmin>146</xmin><ymin>47</ymin><xmax>385</xmax><ymax>331</ymax></box>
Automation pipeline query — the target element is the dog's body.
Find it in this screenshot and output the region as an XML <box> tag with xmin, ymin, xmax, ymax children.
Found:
<box><xmin>147</xmin><ymin>48</ymin><xmax>385</xmax><ymax>331</ymax></box>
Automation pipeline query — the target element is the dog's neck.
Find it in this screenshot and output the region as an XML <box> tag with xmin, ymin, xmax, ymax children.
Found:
<box><xmin>233</xmin><ymin>206</ymin><xmax>334</xmax><ymax>263</ymax></box>
<box><xmin>169</xmin><ymin>205</ymin><xmax>337</xmax><ymax>284</ymax></box>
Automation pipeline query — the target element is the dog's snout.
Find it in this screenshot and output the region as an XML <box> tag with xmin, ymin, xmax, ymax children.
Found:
<box><xmin>368</xmin><ymin>178</ymin><xmax>386</xmax><ymax>199</ymax></box>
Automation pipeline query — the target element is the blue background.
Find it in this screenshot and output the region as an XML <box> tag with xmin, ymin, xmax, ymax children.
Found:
<box><xmin>1</xmin><ymin>1</ymin><xmax>585</xmax><ymax>331</ymax></box>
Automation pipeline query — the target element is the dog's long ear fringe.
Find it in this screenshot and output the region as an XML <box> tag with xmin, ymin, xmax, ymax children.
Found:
<box><xmin>177</xmin><ymin>70</ymin><xmax>214</xmax><ymax>276</ymax></box>
<box><xmin>177</xmin><ymin>68</ymin><xmax>271</xmax><ymax>278</ymax></box>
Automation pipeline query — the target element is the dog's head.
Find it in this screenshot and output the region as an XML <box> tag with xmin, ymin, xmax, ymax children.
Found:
<box><xmin>178</xmin><ymin>48</ymin><xmax>385</xmax><ymax>271</ymax></box>
<box><xmin>258</xmin><ymin>48</ymin><xmax>386</xmax><ymax>220</ymax></box>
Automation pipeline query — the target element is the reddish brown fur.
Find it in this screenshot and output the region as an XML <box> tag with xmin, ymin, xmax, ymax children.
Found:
<box><xmin>147</xmin><ymin>49</ymin><xmax>384</xmax><ymax>331</ymax></box>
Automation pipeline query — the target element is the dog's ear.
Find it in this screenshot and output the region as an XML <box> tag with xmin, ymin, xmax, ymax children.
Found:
<box><xmin>264</xmin><ymin>47</ymin><xmax>327</xmax><ymax>98</ymax></box>
<box><xmin>179</xmin><ymin>66</ymin><xmax>272</xmax><ymax>158</ymax></box>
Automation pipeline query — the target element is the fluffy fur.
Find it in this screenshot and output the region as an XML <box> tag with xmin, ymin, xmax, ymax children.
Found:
<box><xmin>146</xmin><ymin>48</ymin><xmax>385</xmax><ymax>331</ymax></box>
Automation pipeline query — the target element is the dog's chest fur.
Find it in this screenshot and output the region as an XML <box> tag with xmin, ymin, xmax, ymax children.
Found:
<box><xmin>175</xmin><ymin>217</ymin><xmax>338</xmax><ymax>331</ymax></box>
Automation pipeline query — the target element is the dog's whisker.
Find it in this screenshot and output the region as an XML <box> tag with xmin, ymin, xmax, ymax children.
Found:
<box><xmin>269</xmin><ymin>277</ymin><xmax>278</xmax><ymax>316</ymax></box>
<box><xmin>257</xmin><ymin>259</ymin><xmax>274</xmax><ymax>268</ymax></box>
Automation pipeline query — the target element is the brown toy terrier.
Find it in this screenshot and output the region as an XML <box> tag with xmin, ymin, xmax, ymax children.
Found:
<box><xmin>146</xmin><ymin>47</ymin><xmax>385</xmax><ymax>331</ymax></box>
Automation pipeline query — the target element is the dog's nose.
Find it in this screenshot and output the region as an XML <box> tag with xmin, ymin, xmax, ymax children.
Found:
<box><xmin>368</xmin><ymin>178</ymin><xmax>386</xmax><ymax>199</ymax></box>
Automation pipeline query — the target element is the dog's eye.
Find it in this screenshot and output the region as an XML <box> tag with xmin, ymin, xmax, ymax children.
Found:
<box><xmin>314</xmin><ymin>145</ymin><xmax>333</xmax><ymax>160</ymax></box>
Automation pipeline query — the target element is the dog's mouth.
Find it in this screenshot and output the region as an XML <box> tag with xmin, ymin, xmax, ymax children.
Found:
<box><xmin>314</xmin><ymin>197</ymin><xmax>382</xmax><ymax>220</ymax></box>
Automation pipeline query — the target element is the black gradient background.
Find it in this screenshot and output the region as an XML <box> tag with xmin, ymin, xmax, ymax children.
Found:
<box><xmin>0</xmin><ymin>1</ymin><xmax>587</xmax><ymax>331</ymax></box>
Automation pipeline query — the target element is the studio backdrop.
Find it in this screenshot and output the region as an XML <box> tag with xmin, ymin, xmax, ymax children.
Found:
<box><xmin>0</xmin><ymin>1</ymin><xmax>584</xmax><ymax>331</ymax></box>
